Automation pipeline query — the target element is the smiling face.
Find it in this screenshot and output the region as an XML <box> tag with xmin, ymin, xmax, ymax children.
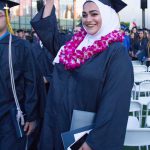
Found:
<box><xmin>82</xmin><ymin>2</ymin><xmax>102</xmax><ymax>35</ymax></box>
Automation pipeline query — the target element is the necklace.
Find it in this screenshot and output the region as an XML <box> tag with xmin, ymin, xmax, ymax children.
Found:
<box><xmin>59</xmin><ymin>29</ymin><xmax>124</xmax><ymax>70</ymax></box>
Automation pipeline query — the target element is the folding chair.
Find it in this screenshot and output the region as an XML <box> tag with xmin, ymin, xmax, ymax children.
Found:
<box><xmin>134</xmin><ymin>72</ymin><xmax>150</xmax><ymax>84</ymax></box>
<box><xmin>132</xmin><ymin>61</ymin><xmax>141</xmax><ymax>65</ymax></box>
<box><xmin>129</xmin><ymin>101</ymin><xmax>142</xmax><ymax>125</ymax></box>
<box><xmin>133</xmin><ymin>65</ymin><xmax>148</xmax><ymax>73</ymax></box>
<box><xmin>124</xmin><ymin>128</ymin><xmax>150</xmax><ymax>150</ymax></box>
<box><xmin>138</xmin><ymin>81</ymin><xmax>150</xmax><ymax>106</ymax></box>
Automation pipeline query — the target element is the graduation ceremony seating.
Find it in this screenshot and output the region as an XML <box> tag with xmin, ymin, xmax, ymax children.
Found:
<box><xmin>133</xmin><ymin>65</ymin><xmax>148</xmax><ymax>73</ymax></box>
<box><xmin>124</xmin><ymin>128</ymin><xmax>150</xmax><ymax>150</ymax></box>
<box><xmin>125</xmin><ymin>61</ymin><xmax>150</xmax><ymax>150</ymax></box>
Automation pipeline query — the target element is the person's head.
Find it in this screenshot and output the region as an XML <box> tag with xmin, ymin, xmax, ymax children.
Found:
<box><xmin>31</xmin><ymin>31</ymin><xmax>38</xmax><ymax>39</ymax></box>
<box><xmin>82</xmin><ymin>0</ymin><xmax>126</xmax><ymax>36</ymax></box>
<box><xmin>132</xmin><ymin>27</ymin><xmax>137</xmax><ymax>34</ymax></box>
<box><xmin>0</xmin><ymin>0</ymin><xmax>19</xmax><ymax>34</ymax></box>
<box><xmin>82</xmin><ymin>1</ymin><xmax>102</xmax><ymax>35</ymax></box>
<box><xmin>17</xmin><ymin>29</ymin><xmax>25</xmax><ymax>39</ymax></box>
<box><xmin>0</xmin><ymin>9</ymin><xmax>7</xmax><ymax>33</ymax></box>
<box><xmin>125</xmin><ymin>29</ymin><xmax>130</xmax><ymax>36</ymax></box>
<box><xmin>130</xmin><ymin>32</ymin><xmax>135</xmax><ymax>39</ymax></box>
<box><xmin>139</xmin><ymin>29</ymin><xmax>144</xmax><ymax>40</ymax></box>
<box><xmin>74</xmin><ymin>26</ymin><xmax>81</xmax><ymax>34</ymax></box>
<box><xmin>25</xmin><ymin>31</ymin><xmax>30</xmax><ymax>37</ymax></box>
<box><xmin>144</xmin><ymin>30</ymin><xmax>149</xmax><ymax>39</ymax></box>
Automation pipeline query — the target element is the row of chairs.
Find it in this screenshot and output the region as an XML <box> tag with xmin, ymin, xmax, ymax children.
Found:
<box><xmin>124</xmin><ymin>125</ymin><xmax>150</xmax><ymax>150</ymax></box>
<box><xmin>133</xmin><ymin>65</ymin><xmax>150</xmax><ymax>73</ymax></box>
<box><xmin>124</xmin><ymin>101</ymin><xmax>150</xmax><ymax>150</ymax></box>
<box><xmin>132</xmin><ymin>60</ymin><xmax>142</xmax><ymax>65</ymax></box>
<box><xmin>129</xmin><ymin>100</ymin><xmax>150</xmax><ymax>127</ymax></box>
<box><xmin>124</xmin><ymin>64</ymin><xmax>150</xmax><ymax>150</ymax></box>
<box><xmin>125</xmin><ymin>63</ymin><xmax>150</xmax><ymax>149</ymax></box>
<box><xmin>132</xmin><ymin>81</ymin><xmax>150</xmax><ymax>105</ymax></box>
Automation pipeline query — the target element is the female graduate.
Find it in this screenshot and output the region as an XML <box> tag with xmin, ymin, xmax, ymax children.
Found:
<box><xmin>31</xmin><ymin>0</ymin><xmax>134</xmax><ymax>149</ymax></box>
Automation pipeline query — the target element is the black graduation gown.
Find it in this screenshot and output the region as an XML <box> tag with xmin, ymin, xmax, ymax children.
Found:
<box><xmin>0</xmin><ymin>34</ymin><xmax>38</xmax><ymax>122</ymax></box>
<box><xmin>30</xmin><ymin>42</ymin><xmax>53</xmax><ymax>117</ymax></box>
<box><xmin>31</xmin><ymin>7</ymin><xmax>72</xmax><ymax>57</ymax></box>
<box><xmin>31</xmin><ymin>43</ymin><xmax>53</xmax><ymax>81</ymax></box>
<box><xmin>0</xmin><ymin>34</ymin><xmax>38</xmax><ymax>150</ymax></box>
<box><xmin>31</xmin><ymin>8</ymin><xmax>134</xmax><ymax>150</ymax></box>
<box><xmin>27</xmin><ymin>41</ymin><xmax>47</xmax><ymax>150</ymax></box>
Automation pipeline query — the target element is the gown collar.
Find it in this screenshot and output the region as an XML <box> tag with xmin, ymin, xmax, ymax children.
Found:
<box><xmin>0</xmin><ymin>31</ymin><xmax>9</xmax><ymax>41</ymax></box>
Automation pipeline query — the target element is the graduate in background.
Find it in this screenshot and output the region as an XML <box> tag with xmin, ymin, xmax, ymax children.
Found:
<box><xmin>31</xmin><ymin>0</ymin><xmax>134</xmax><ymax>149</ymax></box>
<box><xmin>0</xmin><ymin>1</ymin><xmax>38</xmax><ymax>149</ymax></box>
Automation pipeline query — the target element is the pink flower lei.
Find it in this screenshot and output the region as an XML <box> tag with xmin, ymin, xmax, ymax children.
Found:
<box><xmin>59</xmin><ymin>29</ymin><xmax>124</xmax><ymax>70</ymax></box>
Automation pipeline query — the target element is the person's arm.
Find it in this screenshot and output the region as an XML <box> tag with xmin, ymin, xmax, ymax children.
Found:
<box><xmin>43</xmin><ymin>0</ymin><xmax>54</xmax><ymax>18</ymax></box>
<box><xmin>31</xmin><ymin>0</ymin><xmax>71</xmax><ymax>57</ymax></box>
<box><xmin>23</xmin><ymin>42</ymin><xmax>38</xmax><ymax>135</ymax></box>
<box><xmin>84</xmin><ymin>45</ymin><xmax>134</xmax><ymax>150</ymax></box>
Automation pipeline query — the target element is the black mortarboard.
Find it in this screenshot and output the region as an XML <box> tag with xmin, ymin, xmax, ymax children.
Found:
<box><xmin>99</xmin><ymin>0</ymin><xmax>127</xmax><ymax>12</ymax></box>
<box><xmin>0</xmin><ymin>0</ymin><xmax>19</xmax><ymax>11</ymax></box>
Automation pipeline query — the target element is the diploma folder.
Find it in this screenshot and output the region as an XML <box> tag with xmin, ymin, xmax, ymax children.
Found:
<box><xmin>61</xmin><ymin>125</ymin><xmax>93</xmax><ymax>150</ymax></box>
<box><xmin>70</xmin><ymin>110</ymin><xmax>95</xmax><ymax>130</ymax></box>
<box><xmin>61</xmin><ymin>110</ymin><xmax>95</xmax><ymax>150</ymax></box>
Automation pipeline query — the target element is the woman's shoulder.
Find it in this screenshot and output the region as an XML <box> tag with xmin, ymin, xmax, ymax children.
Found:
<box><xmin>110</xmin><ymin>42</ymin><xmax>125</xmax><ymax>50</ymax></box>
<box><xmin>108</xmin><ymin>42</ymin><xmax>127</xmax><ymax>57</ymax></box>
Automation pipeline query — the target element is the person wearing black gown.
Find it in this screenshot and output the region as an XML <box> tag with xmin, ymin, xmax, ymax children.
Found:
<box><xmin>0</xmin><ymin>1</ymin><xmax>38</xmax><ymax>150</ymax></box>
<box><xmin>31</xmin><ymin>0</ymin><xmax>134</xmax><ymax>150</ymax></box>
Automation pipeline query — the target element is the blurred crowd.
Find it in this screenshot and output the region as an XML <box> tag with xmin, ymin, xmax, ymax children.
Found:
<box><xmin>120</xmin><ymin>26</ymin><xmax>150</xmax><ymax>66</ymax></box>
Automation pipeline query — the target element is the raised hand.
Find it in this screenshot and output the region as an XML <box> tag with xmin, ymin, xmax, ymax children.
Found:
<box><xmin>43</xmin><ymin>0</ymin><xmax>54</xmax><ymax>18</ymax></box>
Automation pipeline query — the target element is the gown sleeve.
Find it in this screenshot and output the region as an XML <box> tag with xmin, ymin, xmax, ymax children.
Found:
<box><xmin>86</xmin><ymin>45</ymin><xmax>134</xmax><ymax>150</ymax></box>
<box><xmin>31</xmin><ymin>6</ymin><xmax>72</xmax><ymax>57</ymax></box>
<box><xmin>23</xmin><ymin>42</ymin><xmax>38</xmax><ymax>122</ymax></box>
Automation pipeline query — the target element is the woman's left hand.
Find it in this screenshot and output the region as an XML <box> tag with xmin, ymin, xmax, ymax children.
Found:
<box><xmin>79</xmin><ymin>142</ymin><xmax>92</xmax><ymax>150</ymax></box>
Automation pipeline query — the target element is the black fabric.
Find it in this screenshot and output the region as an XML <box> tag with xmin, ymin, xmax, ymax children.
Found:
<box><xmin>0</xmin><ymin>113</ymin><xmax>26</xmax><ymax>150</ymax></box>
<box><xmin>31</xmin><ymin>7</ymin><xmax>72</xmax><ymax>57</ymax></box>
<box><xmin>31</xmin><ymin>43</ymin><xmax>53</xmax><ymax>81</ymax></box>
<box><xmin>31</xmin><ymin>7</ymin><xmax>134</xmax><ymax>150</ymax></box>
<box><xmin>0</xmin><ymin>34</ymin><xmax>38</xmax><ymax>122</ymax></box>
<box><xmin>38</xmin><ymin>43</ymin><xmax>133</xmax><ymax>150</ymax></box>
<box><xmin>0</xmin><ymin>0</ymin><xmax>19</xmax><ymax>10</ymax></box>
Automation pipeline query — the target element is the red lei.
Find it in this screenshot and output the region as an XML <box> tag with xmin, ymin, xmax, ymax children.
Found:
<box><xmin>59</xmin><ymin>29</ymin><xmax>124</xmax><ymax>70</ymax></box>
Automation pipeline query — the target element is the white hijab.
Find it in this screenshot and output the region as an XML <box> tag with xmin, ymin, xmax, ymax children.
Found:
<box><xmin>53</xmin><ymin>0</ymin><xmax>120</xmax><ymax>64</ymax></box>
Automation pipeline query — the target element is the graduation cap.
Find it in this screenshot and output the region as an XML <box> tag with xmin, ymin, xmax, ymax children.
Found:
<box><xmin>0</xmin><ymin>0</ymin><xmax>19</xmax><ymax>10</ymax></box>
<box><xmin>0</xmin><ymin>0</ymin><xmax>19</xmax><ymax>34</ymax></box>
<box><xmin>99</xmin><ymin>0</ymin><xmax>127</xmax><ymax>12</ymax></box>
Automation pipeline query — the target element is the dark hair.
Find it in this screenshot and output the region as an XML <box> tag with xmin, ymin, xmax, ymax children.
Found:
<box><xmin>17</xmin><ymin>29</ymin><xmax>24</xmax><ymax>33</ymax></box>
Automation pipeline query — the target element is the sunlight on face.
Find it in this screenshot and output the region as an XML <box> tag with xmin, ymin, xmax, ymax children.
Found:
<box><xmin>82</xmin><ymin>2</ymin><xmax>102</xmax><ymax>35</ymax></box>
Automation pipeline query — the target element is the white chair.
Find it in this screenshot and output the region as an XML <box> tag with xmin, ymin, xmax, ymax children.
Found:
<box><xmin>131</xmin><ymin>83</ymin><xmax>137</xmax><ymax>100</ymax></box>
<box><xmin>132</xmin><ymin>61</ymin><xmax>141</xmax><ymax>65</ymax></box>
<box><xmin>124</xmin><ymin>128</ymin><xmax>150</xmax><ymax>150</ymax></box>
<box><xmin>126</xmin><ymin>116</ymin><xmax>142</xmax><ymax>150</ymax></box>
<box><xmin>127</xmin><ymin>116</ymin><xmax>140</xmax><ymax>129</ymax></box>
<box><xmin>133</xmin><ymin>65</ymin><xmax>147</xmax><ymax>73</ymax></box>
<box><xmin>146</xmin><ymin>102</ymin><xmax>150</xmax><ymax>127</ymax></box>
<box><xmin>148</xmin><ymin>66</ymin><xmax>150</xmax><ymax>72</ymax></box>
<box><xmin>134</xmin><ymin>72</ymin><xmax>150</xmax><ymax>83</ymax></box>
<box><xmin>129</xmin><ymin>101</ymin><xmax>142</xmax><ymax>125</ymax></box>
<box><xmin>138</xmin><ymin>81</ymin><xmax>150</xmax><ymax>105</ymax></box>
